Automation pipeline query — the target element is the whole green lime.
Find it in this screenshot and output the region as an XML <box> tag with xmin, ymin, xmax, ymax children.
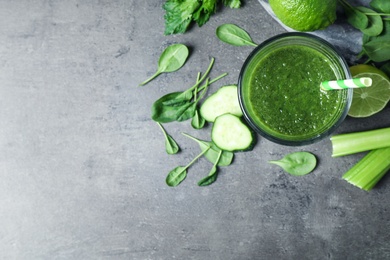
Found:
<box><xmin>269</xmin><ymin>0</ymin><xmax>337</xmax><ymax>31</ymax></box>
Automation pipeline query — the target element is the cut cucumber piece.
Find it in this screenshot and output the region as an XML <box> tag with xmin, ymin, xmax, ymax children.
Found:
<box><xmin>200</xmin><ymin>85</ymin><xmax>243</xmax><ymax>122</ymax></box>
<box><xmin>212</xmin><ymin>113</ymin><xmax>254</xmax><ymax>152</ymax></box>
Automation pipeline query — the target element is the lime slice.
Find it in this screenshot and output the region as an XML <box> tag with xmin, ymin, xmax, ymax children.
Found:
<box><xmin>348</xmin><ymin>65</ymin><xmax>390</xmax><ymax>118</ymax></box>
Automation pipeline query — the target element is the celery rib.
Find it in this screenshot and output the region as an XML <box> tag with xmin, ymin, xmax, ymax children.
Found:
<box><xmin>342</xmin><ymin>147</ymin><xmax>390</xmax><ymax>191</ymax></box>
<box><xmin>331</xmin><ymin>127</ymin><xmax>390</xmax><ymax>157</ymax></box>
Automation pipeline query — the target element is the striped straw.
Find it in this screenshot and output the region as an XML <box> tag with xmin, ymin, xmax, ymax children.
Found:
<box><xmin>321</xmin><ymin>77</ymin><xmax>372</xmax><ymax>90</ymax></box>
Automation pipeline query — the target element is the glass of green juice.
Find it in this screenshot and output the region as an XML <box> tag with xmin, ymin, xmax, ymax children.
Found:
<box><xmin>238</xmin><ymin>33</ymin><xmax>352</xmax><ymax>146</ymax></box>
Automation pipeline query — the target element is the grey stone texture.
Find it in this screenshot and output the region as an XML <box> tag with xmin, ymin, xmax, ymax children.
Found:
<box><xmin>1</xmin><ymin>0</ymin><xmax>389</xmax><ymax>259</ymax></box>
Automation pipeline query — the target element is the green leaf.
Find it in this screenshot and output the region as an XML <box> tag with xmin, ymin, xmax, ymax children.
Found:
<box><xmin>151</xmin><ymin>92</ymin><xmax>189</xmax><ymax>123</ymax></box>
<box><xmin>357</xmin><ymin>6</ymin><xmax>383</xmax><ymax>36</ymax></box>
<box><xmin>163</xmin><ymin>0</ymin><xmax>201</xmax><ymax>35</ymax></box>
<box><xmin>363</xmin><ymin>35</ymin><xmax>390</xmax><ymax>62</ymax></box>
<box><xmin>157</xmin><ymin>123</ymin><xmax>180</xmax><ymax>154</ymax></box>
<box><xmin>370</xmin><ymin>0</ymin><xmax>390</xmax><ymax>13</ymax></box>
<box><xmin>197</xmin><ymin>171</ymin><xmax>218</xmax><ymax>186</ymax></box>
<box><xmin>216</xmin><ymin>24</ymin><xmax>257</xmax><ymax>47</ymax></box>
<box><xmin>166</xmin><ymin>145</ymin><xmax>211</xmax><ymax>187</ymax></box>
<box><xmin>198</xmin><ymin>150</ymin><xmax>222</xmax><ymax>186</ymax></box>
<box><xmin>223</xmin><ymin>0</ymin><xmax>241</xmax><ymax>8</ymax></box>
<box><xmin>193</xmin><ymin>0</ymin><xmax>217</xmax><ymax>27</ymax></box>
<box><xmin>158</xmin><ymin>44</ymin><xmax>189</xmax><ymax>73</ymax></box>
<box><xmin>166</xmin><ymin>166</ymin><xmax>187</xmax><ymax>186</ymax></box>
<box><xmin>339</xmin><ymin>0</ymin><xmax>369</xmax><ymax>30</ymax></box>
<box><xmin>269</xmin><ymin>152</ymin><xmax>317</xmax><ymax>176</ymax></box>
<box><xmin>182</xmin><ymin>133</ymin><xmax>234</xmax><ymax>166</ymax></box>
<box><xmin>380</xmin><ymin>62</ymin><xmax>390</xmax><ymax>78</ymax></box>
<box><xmin>175</xmin><ymin>102</ymin><xmax>197</xmax><ymax>122</ymax></box>
<box><xmin>139</xmin><ymin>44</ymin><xmax>189</xmax><ymax>85</ymax></box>
<box><xmin>191</xmin><ymin>109</ymin><xmax>206</xmax><ymax>129</ymax></box>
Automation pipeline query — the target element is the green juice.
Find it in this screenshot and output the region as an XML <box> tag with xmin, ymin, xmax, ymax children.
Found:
<box><xmin>239</xmin><ymin>34</ymin><xmax>351</xmax><ymax>145</ymax></box>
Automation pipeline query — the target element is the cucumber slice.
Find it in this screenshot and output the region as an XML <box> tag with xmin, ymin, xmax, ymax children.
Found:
<box><xmin>212</xmin><ymin>113</ymin><xmax>254</xmax><ymax>152</ymax></box>
<box><xmin>200</xmin><ymin>85</ymin><xmax>243</xmax><ymax>122</ymax></box>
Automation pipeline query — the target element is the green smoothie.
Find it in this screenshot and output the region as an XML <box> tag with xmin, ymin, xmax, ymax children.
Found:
<box><xmin>242</xmin><ymin>43</ymin><xmax>348</xmax><ymax>142</ymax></box>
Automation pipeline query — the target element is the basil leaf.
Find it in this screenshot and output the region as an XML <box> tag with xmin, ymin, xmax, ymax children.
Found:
<box><xmin>269</xmin><ymin>152</ymin><xmax>317</xmax><ymax>176</ymax></box>
<box><xmin>216</xmin><ymin>24</ymin><xmax>257</xmax><ymax>47</ymax></box>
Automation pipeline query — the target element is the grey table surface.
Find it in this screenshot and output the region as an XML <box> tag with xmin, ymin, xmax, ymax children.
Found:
<box><xmin>1</xmin><ymin>1</ymin><xmax>390</xmax><ymax>259</ymax></box>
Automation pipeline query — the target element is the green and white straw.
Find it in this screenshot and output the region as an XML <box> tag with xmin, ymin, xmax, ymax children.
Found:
<box><xmin>321</xmin><ymin>77</ymin><xmax>372</xmax><ymax>90</ymax></box>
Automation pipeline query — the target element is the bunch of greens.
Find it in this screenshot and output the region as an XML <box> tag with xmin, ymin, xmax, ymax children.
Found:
<box><xmin>338</xmin><ymin>0</ymin><xmax>390</xmax><ymax>63</ymax></box>
<box><xmin>163</xmin><ymin>0</ymin><xmax>242</xmax><ymax>35</ymax></box>
<box><xmin>151</xmin><ymin>57</ymin><xmax>227</xmax><ymax>124</ymax></box>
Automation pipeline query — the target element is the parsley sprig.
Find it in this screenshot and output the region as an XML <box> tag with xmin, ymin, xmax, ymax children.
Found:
<box><xmin>163</xmin><ymin>0</ymin><xmax>242</xmax><ymax>35</ymax></box>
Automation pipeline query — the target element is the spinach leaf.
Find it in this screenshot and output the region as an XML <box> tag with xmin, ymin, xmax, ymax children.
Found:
<box><xmin>191</xmin><ymin>109</ymin><xmax>206</xmax><ymax>129</ymax></box>
<box><xmin>152</xmin><ymin>92</ymin><xmax>190</xmax><ymax>123</ymax></box>
<box><xmin>166</xmin><ymin>146</ymin><xmax>210</xmax><ymax>187</ymax></box>
<box><xmin>357</xmin><ymin>6</ymin><xmax>383</xmax><ymax>36</ymax></box>
<box><xmin>182</xmin><ymin>133</ymin><xmax>234</xmax><ymax>166</ymax></box>
<box><xmin>157</xmin><ymin>122</ymin><xmax>179</xmax><ymax>154</ymax></box>
<box><xmin>269</xmin><ymin>151</ymin><xmax>317</xmax><ymax>176</ymax></box>
<box><xmin>370</xmin><ymin>0</ymin><xmax>390</xmax><ymax>13</ymax></box>
<box><xmin>381</xmin><ymin>62</ymin><xmax>390</xmax><ymax>78</ymax></box>
<box><xmin>216</xmin><ymin>24</ymin><xmax>257</xmax><ymax>47</ymax></box>
<box><xmin>339</xmin><ymin>0</ymin><xmax>369</xmax><ymax>30</ymax></box>
<box><xmin>139</xmin><ymin>44</ymin><xmax>189</xmax><ymax>86</ymax></box>
<box><xmin>363</xmin><ymin>35</ymin><xmax>390</xmax><ymax>62</ymax></box>
<box><xmin>198</xmin><ymin>150</ymin><xmax>222</xmax><ymax>186</ymax></box>
<box><xmin>166</xmin><ymin>166</ymin><xmax>187</xmax><ymax>187</ymax></box>
<box><xmin>175</xmin><ymin>102</ymin><xmax>197</xmax><ymax>122</ymax></box>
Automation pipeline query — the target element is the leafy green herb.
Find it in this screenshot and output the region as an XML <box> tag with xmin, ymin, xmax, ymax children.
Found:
<box><xmin>182</xmin><ymin>133</ymin><xmax>234</xmax><ymax>166</ymax></box>
<box><xmin>363</xmin><ymin>35</ymin><xmax>390</xmax><ymax>62</ymax></box>
<box><xmin>338</xmin><ymin>0</ymin><xmax>368</xmax><ymax>30</ymax></box>
<box><xmin>216</xmin><ymin>24</ymin><xmax>257</xmax><ymax>47</ymax></box>
<box><xmin>157</xmin><ymin>122</ymin><xmax>179</xmax><ymax>154</ymax></box>
<box><xmin>198</xmin><ymin>150</ymin><xmax>222</xmax><ymax>186</ymax></box>
<box><xmin>380</xmin><ymin>62</ymin><xmax>390</xmax><ymax>77</ymax></box>
<box><xmin>339</xmin><ymin>0</ymin><xmax>390</xmax><ymax>63</ymax></box>
<box><xmin>166</xmin><ymin>146</ymin><xmax>210</xmax><ymax>187</ymax></box>
<box><xmin>269</xmin><ymin>152</ymin><xmax>317</xmax><ymax>176</ymax></box>
<box><xmin>163</xmin><ymin>0</ymin><xmax>242</xmax><ymax>35</ymax></box>
<box><xmin>370</xmin><ymin>0</ymin><xmax>390</xmax><ymax>13</ymax></box>
<box><xmin>191</xmin><ymin>109</ymin><xmax>206</xmax><ymax>129</ymax></box>
<box><xmin>139</xmin><ymin>44</ymin><xmax>189</xmax><ymax>86</ymax></box>
<box><xmin>357</xmin><ymin>6</ymin><xmax>383</xmax><ymax>37</ymax></box>
<box><xmin>151</xmin><ymin>57</ymin><xmax>227</xmax><ymax>123</ymax></box>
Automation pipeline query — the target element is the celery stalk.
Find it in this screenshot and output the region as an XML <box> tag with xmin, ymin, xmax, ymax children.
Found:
<box><xmin>342</xmin><ymin>147</ymin><xmax>390</xmax><ymax>191</ymax></box>
<box><xmin>331</xmin><ymin>127</ymin><xmax>390</xmax><ymax>157</ymax></box>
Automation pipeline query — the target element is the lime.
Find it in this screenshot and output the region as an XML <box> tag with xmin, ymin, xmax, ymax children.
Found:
<box><xmin>348</xmin><ymin>64</ymin><xmax>390</xmax><ymax>118</ymax></box>
<box><xmin>269</xmin><ymin>0</ymin><xmax>337</xmax><ymax>32</ymax></box>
